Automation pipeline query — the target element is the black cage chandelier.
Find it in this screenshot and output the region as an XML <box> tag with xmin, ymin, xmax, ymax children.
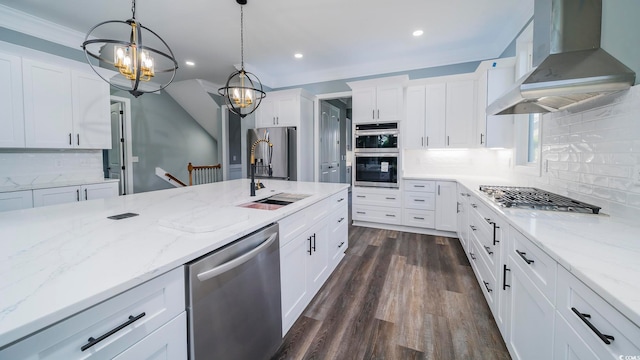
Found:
<box><xmin>218</xmin><ymin>0</ymin><xmax>266</xmax><ymax>118</ymax></box>
<box><xmin>81</xmin><ymin>0</ymin><xmax>178</xmax><ymax>97</ymax></box>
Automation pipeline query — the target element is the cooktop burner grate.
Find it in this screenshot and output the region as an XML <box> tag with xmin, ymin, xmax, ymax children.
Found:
<box><xmin>478</xmin><ymin>185</ymin><xmax>601</xmax><ymax>214</ymax></box>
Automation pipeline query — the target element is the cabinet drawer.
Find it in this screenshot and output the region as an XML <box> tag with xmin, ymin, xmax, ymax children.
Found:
<box><xmin>402</xmin><ymin>209</ymin><xmax>435</xmax><ymax>228</ymax></box>
<box><xmin>1</xmin><ymin>267</ymin><xmax>185</xmax><ymax>360</ymax></box>
<box><xmin>279</xmin><ymin>209</ymin><xmax>307</xmax><ymax>247</ymax></box>
<box><xmin>353</xmin><ymin>205</ymin><xmax>401</xmax><ymax>225</ymax></box>
<box><xmin>509</xmin><ymin>226</ymin><xmax>557</xmax><ymax>303</ymax></box>
<box><xmin>353</xmin><ymin>190</ymin><xmax>401</xmax><ymax>207</ymax></box>
<box><xmin>328</xmin><ymin>206</ymin><xmax>349</xmax><ymax>229</ymax></box>
<box><xmin>403</xmin><ymin>192</ymin><xmax>435</xmax><ymax>210</ymax></box>
<box><xmin>306</xmin><ymin>197</ymin><xmax>330</xmax><ymax>224</ymax></box>
<box><xmin>404</xmin><ymin>180</ymin><xmax>435</xmax><ymax>192</ymax></box>
<box><xmin>328</xmin><ymin>189</ymin><xmax>348</xmax><ymax>210</ymax></box>
<box><xmin>470</xmin><ymin>239</ymin><xmax>497</xmax><ymax>312</ymax></box>
<box><xmin>113</xmin><ymin>312</ymin><xmax>187</xmax><ymax>360</ymax></box>
<box><xmin>556</xmin><ymin>266</ymin><xmax>640</xmax><ymax>359</ymax></box>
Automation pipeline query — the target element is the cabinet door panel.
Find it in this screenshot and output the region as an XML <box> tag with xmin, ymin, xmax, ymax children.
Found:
<box><xmin>0</xmin><ymin>52</ymin><xmax>25</xmax><ymax>148</ymax></box>
<box><xmin>32</xmin><ymin>186</ymin><xmax>79</xmax><ymax>207</ymax></box>
<box><xmin>376</xmin><ymin>84</ymin><xmax>402</xmax><ymax>121</ymax></box>
<box><xmin>352</xmin><ymin>87</ymin><xmax>376</xmax><ymax>123</ymax></box>
<box><xmin>0</xmin><ymin>190</ymin><xmax>33</xmax><ymax>212</ymax></box>
<box><xmin>425</xmin><ymin>83</ymin><xmax>446</xmax><ymax>148</ymax></box>
<box><xmin>72</xmin><ymin>71</ymin><xmax>111</xmax><ymax>149</ymax></box>
<box><xmin>83</xmin><ymin>182</ymin><xmax>119</xmax><ymax>201</ymax></box>
<box><xmin>255</xmin><ymin>98</ymin><xmax>276</xmax><ymax>128</ymax></box>
<box><xmin>405</xmin><ymin>86</ymin><xmax>426</xmax><ymax>148</ymax></box>
<box><xmin>112</xmin><ymin>312</ymin><xmax>187</xmax><ymax>360</ymax></box>
<box><xmin>280</xmin><ymin>234</ymin><xmax>309</xmax><ymax>335</ymax></box>
<box><xmin>23</xmin><ymin>59</ymin><xmax>73</xmax><ymax>148</ymax></box>
<box><xmin>308</xmin><ymin>224</ymin><xmax>329</xmax><ymax>295</ymax></box>
<box><xmin>276</xmin><ymin>96</ymin><xmax>298</xmax><ymax>127</ymax></box>
<box><xmin>445</xmin><ymin>80</ymin><xmax>475</xmax><ymax>148</ymax></box>
<box><xmin>435</xmin><ymin>181</ymin><xmax>457</xmax><ymax>231</ymax></box>
<box><xmin>553</xmin><ymin>313</ymin><xmax>599</xmax><ymax>360</ymax></box>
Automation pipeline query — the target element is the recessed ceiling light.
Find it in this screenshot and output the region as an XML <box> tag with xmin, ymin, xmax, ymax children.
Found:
<box><xmin>294</xmin><ymin>53</ymin><xmax>303</xmax><ymax>59</ymax></box>
<box><xmin>413</xmin><ymin>29</ymin><xmax>424</xmax><ymax>37</ymax></box>
<box><xmin>185</xmin><ymin>61</ymin><xmax>195</xmax><ymax>66</ymax></box>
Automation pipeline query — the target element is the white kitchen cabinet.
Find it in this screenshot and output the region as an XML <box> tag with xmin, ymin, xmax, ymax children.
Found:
<box><xmin>255</xmin><ymin>90</ymin><xmax>300</xmax><ymax>128</ymax></box>
<box><xmin>71</xmin><ymin>70</ymin><xmax>112</xmax><ymax>149</ymax></box>
<box><xmin>0</xmin><ymin>190</ymin><xmax>33</xmax><ymax>212</ymax></box>
<box><xmin>503</xmin><ymin>254</ymin><xmax>555</xmax><ymax>360</ymax></box>
<box><xmin>405</xmin><ymin>80</ymin><xmax>474</xmax><ymax>149</ymax></box>
<box><xmin>352</xmin><ymin>187</ymin><xmax>402</xmax><ymax>225</ymax></box>
<box><xmin>445</xmin><ymin>80</ymin><xmax>476</xmax><ymax>148</ymax></box>
<box><xmin>279</xmin><ymin>189</ymin><xmax>348</xmax><ymax>335</ymax></box>
<box><xmin>32</xmin><ymin>182</ymin><xmax>118</xmax><ymax>207</ymax></box>
<box><xmin>349</xmin><ymin>76</ymin><xmax>406</xmax><ymax>124</ymax></box>
<box><xmin>0</xmin><ymin>52</ymin><xmax>25</xmax><ymax>148</ymax></box>
<box><xmin>553</xmin><ymin>313</ymin><xmax>600</xmax><ymax>360</ymax></box>
<box><xmin>23</xmin><ymin>58</ymin><xmax>111</xmax><ymax>149</ymax></box>
<box><xmin>555</xmin><ymin>266</ymin><xmax>640</xmax><ymax>359</ymax></box>
<box><xmin>402</xmin><ymin>179</ymin><xmax>436</xmax><ymax>229</ymax></box>
<box><xmin>456</xmin><ymin>185</ymin><xmax>471</xmax><ymax>251</ymax></box>
<box><xmin>476</xmin><ymin>58</ymin><xmax>515</xmax><ymax>148</ymax></box>
<box><xmin>435</xmin><ymin>181</ymin><xmax>457</xmax><ymax>232</ymax></box>
<box><xmin>0</xmin><ymin>267</ymin><xmax>185</xmax><ymax>360</ymax></box>
<box><xmin>112</xmin><ymin>312</ymin><xmax>187</xmax><ymax>360</ymax></box>
<box><xmin>23</xmin><ymin>58</ymin><xmax>74</xmax><ymax>149</ymax></box>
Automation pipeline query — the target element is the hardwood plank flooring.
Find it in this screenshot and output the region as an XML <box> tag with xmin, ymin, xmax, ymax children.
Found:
<box><xmin>271</xmin><ymin>223</ymin><xmax>511</xmax><ymax>360</ymax></box>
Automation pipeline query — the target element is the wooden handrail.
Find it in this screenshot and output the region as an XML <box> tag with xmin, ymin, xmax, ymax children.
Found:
<box><xmin>188</xmin><ymin>162</ymin><xmax>222</xmax><ymax>186</ymax></box>
<box><xmin>165</xmin><ymin>173</ymin><xmax>187</xmax><ymax>187</ymax></box>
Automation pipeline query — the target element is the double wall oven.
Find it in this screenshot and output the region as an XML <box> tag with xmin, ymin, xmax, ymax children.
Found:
<box><xmin>354</xmin><ymin>122</ymin><xmax>399</xmax><ymax>188</ymax></box>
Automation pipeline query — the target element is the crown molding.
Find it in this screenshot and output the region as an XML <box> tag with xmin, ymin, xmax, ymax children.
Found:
<box><xmin>0</xmin><ymin>4</ymin><xmax>86</xmax><ymax>50</ymax></box>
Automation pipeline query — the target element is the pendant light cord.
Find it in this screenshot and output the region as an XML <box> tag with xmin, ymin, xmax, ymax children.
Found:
<box><xmin>240</xmin><ymin>5</ymin><xmax>244</xmax><ymax>68</ymax></box>
<box><xmin>131</xmin><ymin>0</ymin><xmax>136</xmax><ymax>19</ymax></box>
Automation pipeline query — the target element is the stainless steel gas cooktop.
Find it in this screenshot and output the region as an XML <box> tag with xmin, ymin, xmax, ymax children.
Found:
<box><xmin>479</xmin><ymin>185</ymin><xmax>601</xmax><ymax>214</ymax></box>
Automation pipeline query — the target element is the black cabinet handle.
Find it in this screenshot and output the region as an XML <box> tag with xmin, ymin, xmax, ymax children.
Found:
<box><xmin>356</xmin><ymin>195</ymin><xmax>366</xmax><ymax>198</ymax></box>
<box><xmin>414</xmin><ymin>185</ymin><xmax>425</xmax><ymax>188</ymax></box>
<box><xmin>469</xmin><ymin>225</ymin><xmax>477</xmax><ymax>231</ymax></box>
<box><xmin>456</xmin><ymin>202</ymin><xmax>461</xmax><ymax>213</ymax></box>
<box><xmin>480</xmin><ymin>133</ymin><xmax>484</xmax><ymax>145</ymax></box>
<box><xmin>484</xmin><ymin>217</ymin><xmax>492</xmax><ymax>223</ymax></box>
<box><xmin>414</xmin><ymin>199</ymin><xmax>425</xmax><ymax>202</ymax></box>
<box><xmin>413</xmin><ymin>216</ymin><xmax>424</xmax><ymax>220</ymax></box>
<box><xmin>312</xmin><ymin>233</ymin><xmax>316</xmax><ymax>252</ymax></box>
<box><xmin>338</xmin><ymin>217</ymin><xmax>345</xmax><ymax>223</ymax></box>
<box><xmin>385</xmin><ymin>197</ymin><xmax>396</xmax><ymax>200</ymax></box>
<box><xmin>471</xmin><ymin>204</ymin><xmax>478</xmax><ymax>208</ymax></box>
<box><xmin>469</xmin><ymin>252</ymin><xmax>476</xmax><ymax>260</ymax></box>
<box><xmin>571</xmin><ymin>307</ymin><xmax>615</xmax><ymax>345</ymax></box>
<box><xmin>69</xmin><ymin>133</ymin><xmax>72</xmax><ymax>145</ymax></box>
<box><xmin>338</xmin><ymin>241</ymin><xmax>345</xmax><ymax>248</ymax></box>
<box><xmin>483</xmin><ymin>281</ymin><xmax>492</xmax><ymax>293</ymax></box>
<box><xmin>385</xmin><ymin>214</ymin><xmax>396</xmax><ymax>217</ymax></box>
<box><xmin>503</xmin><ymin>265</ymin><xmax>511</xmax><ymax>290</ymax></box>
<box><xmin>484</xmin><ymin>246</ymin><xmax>493</xmax><ymax>255</ymax></box>
<box><xmin>337</xmin><ymin>198</ymin><xmax>345</xmax><ymax>202</ymax></box>
<box><xmin>493</xmin><ymin>223</ymin><xmax>500</xmax><ymax>245</ymax></box>
<box><xmin>76</xmin><ymin>189</ymin><xmax>80</xmax><ymax>202</ymax></box>
<box><xmin>356</xmin><ymin>211</ymin><xmax>366</xmax><ymax>214</ymax></box>
<box><xmin>307</xmin><ymin>236</ymin><xmax>312</xmax><ymax>255</ymax></box>
<box><xmin>81</xmin><ymin>312</ymin><xmax>146</xmax><ymax>351</ymax></box>
<box><xmin>77</xmin><ymin>134</ymin><xmax>80</xmax><ymax>146</ymax></box>
<box><xmin>84</xmin><ymin>188</ymin><xmax>88</xmax><ymax>200</ymax></box>
<box><xmin>516</xmin><ymin>250</ymin><xmax>534</xmax><ymax>265</ymax></box>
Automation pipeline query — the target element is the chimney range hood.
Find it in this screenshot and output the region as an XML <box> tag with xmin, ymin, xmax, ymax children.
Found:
<box><xmin>488</xmin><ymin>0</ymin><xmax>636</xmax><ymax>116</ymax></box>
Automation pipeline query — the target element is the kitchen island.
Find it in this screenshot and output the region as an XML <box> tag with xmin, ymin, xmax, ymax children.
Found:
<box><xmin>0</xmin><ymin>179</ymin><xmax>349</xmax><ymax>353</ymax></box>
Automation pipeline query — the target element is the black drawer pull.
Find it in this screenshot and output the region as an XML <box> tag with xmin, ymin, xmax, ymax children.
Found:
<box><xmin>356</xmin><ymin>195</ymin><xmax>366</xmax><ymax>198</ymax></box>
<box><xmin>81</xmin><ymin>312</ymin><xmax>146</xmax><ymax>351</ymax></box>
<box><xmin>338</xmin><ymin>241</ymin><xmax>345</xmax><ymax>248</ymax></box>
<box><xmin>503</xmin><ymin>265</ymin><xmax>511</xmax><ymax>290</ymax></box>
<box><xmin>337</xmin><ymin>198</ymin><xmax>345</xmax><ymax>202</ymax></box>
<box><xmin>484</xmin><ymin>217</ymin><xmax>492</xmax><ymax>223</ymax></box>
<box><xmin>571</xmin><ymin>307</ymin><xmax>615</xmax><ymax>345</ymax></box>
<box><xmin>338</xmin><ymin>217</ymin><xmax>345</xmax><ymax>223</ymax></box>
<box><xmin>307</xmin><ymin>235</ymin><xmax>312</xmax><ymax>255</ymax></box>
<box><xmin>312</xmin><ymin>233</ymin><xmax>316</xmax><ymax>252</ymax></box>
<box><xmin>414</xmin><ymin>185</ymin><xmax>426</xmax><ymax>188</ymax></box>
<box><xmin>414</xmin><ymin>199</ymin><xmax>425</xmax><ymax>202</ymax></box>
<box><xmin>356</xmin><ymin>211</ymin><xmax>366</xmax><ymax>214</ymax></box>
<box><xmin>469</xmin><ymin>252</ymin><xmax>476</xmax><ymax>260</ymax></box>
<box><xmin>413</xmin><ymin>216</ymin><xmax>424</xmax><ymax>220</ymax></box>
<box><xmin>469</xmin><ymin>225</ymin><xmax>477</xmax><ymax>231</ymax></box>
<box><xmin>493</xmin><ymin>223</ymin><xmax>500</xmax><ymax>245</ymax></box>
<box><xmin>484</xmin><ymin>246</ymin><xmax>493</xmax><ymax>255</ymax></box>
<box><xmin>385</xmin><ymin>197</ymin><xmax>396</xmax><ymax>200</ymax></box>
<box><xmin>471</xmin><ymin>204</ymin><xmax>478</xmax><ymax>208</ymax></box>
<box><xmin>385</xmin><ymin>214</ymin><xmax>396</xmax><ymax>217</ymax></box>
<box><xmin>515</xmin><ymin>250</ymin><xmax>534</xmax><ymax>265</ymax></box>
<box><xmin>483</xmin><ymin>281</ymin><xmax>493</xmax><ymax>293</ymax></box>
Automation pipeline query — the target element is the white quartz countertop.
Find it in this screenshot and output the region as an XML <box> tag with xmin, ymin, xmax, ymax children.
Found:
<box><xmin>0</xmin><ymin>179</ymin><xmax>349</xmax><ymax>348</ymax></box>
<box><xmin>403</xmin><ymin>174</ymin><xmax>640</xmax><ymax>329</ymax></box>
<box><xmin>0</xmin><ymin>178</ymin><xmax>120</xmax><ymax>193</ymax></box>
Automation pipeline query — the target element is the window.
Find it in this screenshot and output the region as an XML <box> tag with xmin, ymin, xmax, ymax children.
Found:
<box><xmin>514</xmin><ymin>113</ymin><xmax>542</xmax><ymax>176</ymax></box>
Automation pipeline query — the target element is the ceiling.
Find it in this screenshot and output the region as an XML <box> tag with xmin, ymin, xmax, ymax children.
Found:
<box><xmin>0</xmin><ymin>0</ymin><xmax>533</xmax><ymax>89</ymax></box>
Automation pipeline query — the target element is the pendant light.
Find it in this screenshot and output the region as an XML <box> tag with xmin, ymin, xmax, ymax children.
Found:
<box><xmin>81</xmin><ymin>0</ymin><xmax>178</xmax><ymax>97</ymax></box>
<box><xmin>218</xmin><ymin>0</ymin><xmax>266</xmax><ymax>118</ymax></box>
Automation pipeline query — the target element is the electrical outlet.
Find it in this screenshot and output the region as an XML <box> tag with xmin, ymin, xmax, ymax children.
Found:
<box><xmin>633</xmin><ymin>165</ymin><xmax>640</xmax><ymax>186</ymax></box>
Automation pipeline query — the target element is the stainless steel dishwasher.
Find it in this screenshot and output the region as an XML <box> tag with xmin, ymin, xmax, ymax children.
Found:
<box><xmin>186</xmin><ymin>223</ymin><xmax>282</xmax><ymax>360</ymax></box>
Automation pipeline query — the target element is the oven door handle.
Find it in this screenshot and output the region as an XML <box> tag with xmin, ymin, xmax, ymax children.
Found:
<box><xmin>354</xmin><ymin>152</ymin><xmax>399</xmax><ymax>157</ymax></box>
<box><xmin>354</xmin><ymin>130</ymin><xmax>399</xmax><ymax>136</ymax></box>
<box><xmin>196</xmin><ymin>232</ymin><xmax>277</xmax><ymax>282</ymax></box>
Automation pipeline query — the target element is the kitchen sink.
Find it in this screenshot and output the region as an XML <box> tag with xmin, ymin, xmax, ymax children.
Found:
<box><xmin>238</xmin><ymin>193</ymin><xmax>311</xmax><ymax>210</ymax></box>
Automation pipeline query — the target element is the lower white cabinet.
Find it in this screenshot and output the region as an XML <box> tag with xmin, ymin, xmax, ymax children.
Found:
<box><xmin>0</xmin><ymin>267</ymin><xmax>185</xmax><ymax>360</ymax></box>
<box><xmin>554</xmin><ymin>312</ymin><xmax>600</xmax><ymax>360</ymax></box>
<box><xmin>435</xmin><ymin>181</ymin><xmax>457</xmax><ymax>231</ymax></box>
<box><xmin>456</xmin><ymin>186</ymin><xmax>471</xmax><ymax>251</ymax></box>
<box><xmin>113</xmin><ymin>312</ymin><xmax>187</xmax><ymax>360</ymax></box>
<box><xmin>32</xmin><ymin>182</ymin><xmax>118</xmax><ymax>207</ymax></box>
<box><xmin>352</xmin><ymin>187</ymin><xmax>401</xmax><ymax>225</ymax></box>
<box><xmin>279</xmin><ymin>189</ymin><xmax>348</xmax><ymax>336</ymax></box>
<box><xmin>0</xmin><ymin>190</ymin><xmax>33</xmax><ymax>212</ymax></box>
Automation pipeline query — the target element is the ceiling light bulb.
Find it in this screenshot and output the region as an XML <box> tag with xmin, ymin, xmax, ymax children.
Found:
<box><xmin>185</xmin><ymin>61</ymin><xmax>195</xmax><ymax>66</ymax></box>
<box><xmin>294</xmin><ymin>53</ymin><xmax>303</xmax><ymax>59</ymax></box>
<box><xmin>413</xmin><ymin>29</ymin><xmax>424</xmax><ymax>37</ymax></box>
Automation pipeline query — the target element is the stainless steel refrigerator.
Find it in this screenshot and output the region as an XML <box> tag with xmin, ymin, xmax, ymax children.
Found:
<box><xmin>247</xmin><ymin>127</ymin><xmax>297</xmax><ymax>180</ymax></box>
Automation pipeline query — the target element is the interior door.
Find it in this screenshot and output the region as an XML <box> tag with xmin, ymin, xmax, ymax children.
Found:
<box><xmin>108</xmin><ymin>103</ymin><xmax>124</xmax><ymax>195</ymax></box>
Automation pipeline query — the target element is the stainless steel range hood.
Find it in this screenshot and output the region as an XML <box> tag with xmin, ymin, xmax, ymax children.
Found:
<box><xmin>488</xmin><ymin>0</ymin><xmax>636</xmax><ymax>115</ymax></box>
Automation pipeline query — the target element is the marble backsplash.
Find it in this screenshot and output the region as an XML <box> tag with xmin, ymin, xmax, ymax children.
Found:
<box><xmin>0</xmin><ymin>150</ymin><xmax>104</xmax><ymax>189</ymax></box>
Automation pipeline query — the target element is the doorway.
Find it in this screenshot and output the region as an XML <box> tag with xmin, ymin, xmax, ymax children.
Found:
<box><xmin>103</xmin><ymin>96</ymin><xmax>134</xmax><ymax>195</ymax></box>
<box><xmin>317</xmin><ymin>95</ymin><xmax>352</xmax><ymax>185</ymax></box>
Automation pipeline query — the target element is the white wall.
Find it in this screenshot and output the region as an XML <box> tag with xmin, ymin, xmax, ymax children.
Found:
<box><xmin>0</xmin><ymin>150</ymin><xmax>103</xmax><ymax>188</ymax></box>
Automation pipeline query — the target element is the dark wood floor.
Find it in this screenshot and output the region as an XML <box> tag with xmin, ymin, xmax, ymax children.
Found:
<box><xmin>271</xmin><ymin>224</ymin><xmax>511</xmax><ymax>360</ymax></box>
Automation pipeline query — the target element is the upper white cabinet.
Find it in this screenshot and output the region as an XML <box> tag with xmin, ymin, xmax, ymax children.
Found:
<box><xmin>476</xmin><ymin>58</ymin><xmax>515</xmax><ymax>148</ymax></box>
<box><xmin>23</xmin><ymin>58</ymin><xmax>74</xmax><ymax>149</ymax></box>
<box><xmin>404</xmin><ymin>79</ymin><xmax>475</xmax><ymax>149</ymax></box>
<box><xmin>10</xmin><ymin>55</ymin><xmax>111</xmax><ymax>150</ymax></box>
<box><xmin>71</xmin><ymin>70</ymin><xmax>112</xmax><ymax>149</ymax></box>
<box><xmin>348</xmin><ymin>76</ymin><xmax>406</xmax><ymax>124</ymax></box>
<box><xmin>255</xmin><ymin>89</ymin><xmax>303</xmax><ymax>128</ymax></box>
<box><xmin>0</xmin><ymin>52</ymin><xmax>25</xmax><ymax>148</ymax></box>
<box><xmin>445</xmin><ymin>80</ymin><xmax>476</xmax><ymax>148</ymax></box>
